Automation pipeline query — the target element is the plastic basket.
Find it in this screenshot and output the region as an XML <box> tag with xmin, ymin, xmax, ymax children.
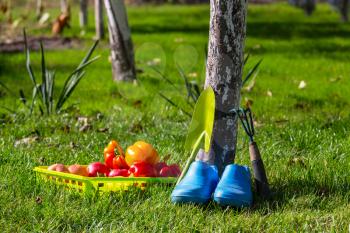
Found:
<box><xmin>34</xmin><ymin>166</ymin><xmax>177</xmax><ymax>194</ymax></box>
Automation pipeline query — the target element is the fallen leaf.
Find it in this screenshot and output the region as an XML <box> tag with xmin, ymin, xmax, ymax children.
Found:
<box><xmin>14</xmin><ymin>136</ymin><xmax>39</xmax><ymax>147</ymax></box>
<box><xmin>97</xmin><ymin>127</ymin><xmax>109</xmax><ymax>133</ymax></box>
<box><xmin>267</xmin><ymin>90</ymin><xmax>273</xmax><ymax>97</ymax></box>
<box><xmin>244</xmin><ymin>98</ymin><xmax>254</xmax><ymax>108</ymax></box>
<box><xmin>298</xmin><ymin>80</ymin><xmax>306</xmax><ymax>89</ymax></box>
<box><xmin>147</xmin><ymin>58</ymin><xmax>161</xmax><ymax>66</ymax></box>
<box><xmin>244</xmin><ymin>79</ymin><xmax>256</xmax><ymax>92</ymax></box>
<box><xmin>70</xmin><ymin>142</ymin><xmax>77</xmax><ymax>149</ymax></box>
<box><xmin>130</xmin><ymin>122</ymin><xmax>143</xmax><ymax>133</ymax></box>
<box><xmin>174</xmin><ymin>37</ymin><xmax>184</xmax><ymax>43</ymax></box>
<box><xmin>287</xmin><ymin>157</ymin><xmax>306</xmax><ymax>168</ymax></box>
<box><xmin>38</xmin><ymin>12</ymin><xmax>50</xmax><ymax>25</ymax></box>
<box><xmin>188</xmin><ymin>72</ymin><xmax>198</xmax><ymax>78</ymax></box>
<box><xmin>35</xmin><ymin>196</ymin><xmax>42</xmax><ymax>204</ymax></box>
<box><xmin>329</xmin><ymin>76</ymin><xmax>342</xmax><ymax>83</ymax></box>
<box><xmin>79</xmin><ymin>124</ymin><xmax>92</xmax><ymax>132</ymax></box>
<box><xmin>38</xmin><ymin>157</ymin><xmax>45</xmax><ymax>165</ymax></box>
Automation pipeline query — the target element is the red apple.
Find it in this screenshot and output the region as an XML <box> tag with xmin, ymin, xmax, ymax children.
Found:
<box><xmin>108</xmin><ymin>169</ymin><xmax>130</xmax><ymax>177</ymax></box>
<box><xmin>87</xmin><ymin>162</ymin><xmax>109</xmax><ymax>177</ymax></box>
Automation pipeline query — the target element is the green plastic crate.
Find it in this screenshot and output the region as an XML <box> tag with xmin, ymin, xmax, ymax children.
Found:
<box><xmin>34</xmin><ymin>166</ymin><xmax>177</xmax><ymax>194</ymax></box>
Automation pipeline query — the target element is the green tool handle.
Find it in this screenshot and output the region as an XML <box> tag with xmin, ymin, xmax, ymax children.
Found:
<box><xmin>249</xmin><ymin>141</ymin><xmax>271</xmax><ymax>199</ymax></box>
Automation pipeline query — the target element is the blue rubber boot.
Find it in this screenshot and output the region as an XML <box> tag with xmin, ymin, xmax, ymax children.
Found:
<box><xmin>171</xmin><ymin>161</ymin><xmax>219</xmax><ymax>204</ymax></box>
<box><xmin>213</xmin><ymin>164</ymin><xmax>253</xmax><ymax>207</ymax></box>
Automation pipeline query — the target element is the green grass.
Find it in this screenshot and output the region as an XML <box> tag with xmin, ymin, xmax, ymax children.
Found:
<box><xmin>1</xmin><ymin>3</ymin><xmax>350</xmax><ymax>232</ymax></box>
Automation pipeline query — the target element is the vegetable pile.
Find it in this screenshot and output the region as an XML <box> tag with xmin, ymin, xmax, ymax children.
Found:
<box><xmin>48</xmin><ymin>140</ymin><xmax>181</xmax><ymax>178</ymax></box>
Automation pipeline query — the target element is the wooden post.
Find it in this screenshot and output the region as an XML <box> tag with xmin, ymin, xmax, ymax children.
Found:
<box><xmin>103</xmin><ymin>0</ymin><xmax>136</xmax><ymax>82</ymax></box>
<box><xmin>95</xmin><ymin>0</ymin><xmax>105</xmax><ymax>39</ymax></box>
<box><xmin>79</xmin><ymin>0</ymin><xmax>88</xmax><ymax>28</ymax></box>
<box><xmin>204</xmin><ymin>0</ymin><xmax>247</xmax><ymax>174</ymax></box>
<box><xmin>36</xmin><ymin>0</ymin><xmax>43</xmax><ymax>20</ymax></box>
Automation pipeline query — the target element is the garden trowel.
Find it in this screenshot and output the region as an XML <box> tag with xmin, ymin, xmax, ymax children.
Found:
<box><xmin>237</xmin><ymin>108</ymin><xmax>271</xmax><ymax>199</ymax></box>
<box><xmin>176</xmin><ymin>87</ymin><xmax>215</xmax><ymax>185</ymax></box>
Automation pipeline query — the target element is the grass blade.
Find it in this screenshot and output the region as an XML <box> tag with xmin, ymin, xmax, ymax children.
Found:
<box><xmin>19</xmin><ymin>89</ymin><xmax>27</xmax><ymax>105</ymax></box>
<box><xmin>78</xmin><ymin>40</ymin><xmax>99</xmax><ymax>68</ymax></box>
<box><xmin>158</xmin><ymin>92</ymin><xmax>191</xmax><ymax>117</ymax></box>
<box><xmin>40</xmin><ymin>41</ymin><xmax>48</xmax><ymax>114</ymax></box>
<box><xmin>242</xmin><ymin>58</ymin><xmax>263</xmax><ymax>87</ymax></box>
<box><xmin>244</xmin><ymin>53</ymin><xmax>250</xmax><ymax>65</ymax></box>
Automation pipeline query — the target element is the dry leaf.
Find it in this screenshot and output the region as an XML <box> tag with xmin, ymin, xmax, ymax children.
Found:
<box><xmin>287</xmin><ymin>157</ymin><xmax>306</xmax><ymax>168</ymax></box>
<box><xmin>329</xmin><ymin>76</ymin><xmax>342</xmax><ymax>83</ymax></box>
<box><xmin>14</xmin><ymin>136</ymin><xmax>39</xmax><ymax>147</ymax></box>
<box><xmin>267</xmin><ymin>90</ymin><xmax>272</xmax><ymax>97</ymax></box>
<box><xmin>188</xmin><ymin>72</ymin><xmax>198</xmax><ymax>78</ymax></box>
<box><xmin>244</xmin><ymin>98</ymin><xmax>254</xmax><ymax>108</ymax></box>
<box><xmin>298</xmin><ymin>80</ymin><xmax>306</xmax><ymax>89</ymax></box>
<box><xmin>79</xmin><ymin>124</ymin><xmax>92</xmax><ymax>132</ymax></box>
<box><xmin>147</xmin><ymin>58</ymin><xmax>161</xmax><ymax>66</ymax></box>
<box><xmin>174</xmin><ymin>37</ymin><xmax>184</xmax><ymax>43</ymax></box>
<box><xmin>97</xmin><ymin>127</ymin><xmax>109</xmax><ymax>133</ymax></box>
<box><xmin>35</xmin><ymin>196</ymin><xmax>43</xmax><ymax>204</ymax></box>
<box><xmin>244</xmin><ymin>79</ymin><xmax>256</xmax><ymax>92</ymax></box>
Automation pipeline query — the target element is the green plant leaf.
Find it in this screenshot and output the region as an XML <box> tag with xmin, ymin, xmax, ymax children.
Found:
<box><xmin>242</xmin><ymin>58</ymin><xmax>263</xmax><ymax>87</ymax></box>
<box><xmin>184</xmin><ymin>87</ymin><xmax>215</xmax><ymax>153</ymax></box>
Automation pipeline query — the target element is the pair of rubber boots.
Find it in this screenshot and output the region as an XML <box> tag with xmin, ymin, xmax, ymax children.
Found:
<box><xmin>171</xmin><ymin>161</ymin><xmax>252</xmax><ymax>207</ymax></box>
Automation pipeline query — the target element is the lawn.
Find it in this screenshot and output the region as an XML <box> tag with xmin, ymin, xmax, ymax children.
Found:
<box><xmin>0</xmin><ymin>2</ymin><xmax>350</xmax><ymax>232</ymax></box>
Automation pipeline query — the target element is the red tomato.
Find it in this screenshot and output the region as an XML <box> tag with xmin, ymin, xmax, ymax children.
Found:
<box><xmin>108</xmin><ymin>169</ymin><xmax>130</xmax><ymax>177</ymax></box>
<box><xmin>112</xmin><ymin>155</ymin><xmax>129</xmax><ymax>169</ymax></box>
<box><xmin>87</xmin><ymin>162</ymin><xmax>109</xmax><ymax>177</ymax></box>
<box><xmin>129</xmin><ymin>162</ymin><xmax>157</xmax><ymax>177</ymax></box>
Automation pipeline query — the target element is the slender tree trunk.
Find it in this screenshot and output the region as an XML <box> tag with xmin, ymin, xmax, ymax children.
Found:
<box><xmin>204</xmin><ymin>0</ymin><xmax>247</xmax><ymax>175</ymax></box>
<box><xmin>36</xmin><ymin>0</ymin><xmax>43</xmax><ymax>20</ymax></box>
<box><xmin>79</xmin><ymin>0</ymin><xmax>88</xmax><ymax>28</ymax></box>
<box><xmin>61</xmin><ymin>0</ymin><xmax>68</xmax><ymax>13</ymax></box>
<box><xmin>340</xmin><ymin>0</ymin><xmax>349</xmax><ymax>22</ymax></box>
<box><xmin>104</xmin><ymin>0</ymin><xmax>136</xmax><ymax>82</ymax></box>
<box><xmin>95</xmin><ymin>0</ymin><xmax>105</xmax><ymax>39</ymax></box>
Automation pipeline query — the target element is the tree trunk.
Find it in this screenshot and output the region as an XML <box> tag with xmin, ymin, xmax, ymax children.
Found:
<box><xmin>340</xmin><ymin>0</ymin><xmax>349</xmax><ymax>22</ymax></box>
<box><xmin>204</xmin><ymin>0</ymin><xmax>247</xmax><ymax>175</ymax></box>
<box><xmin>36</xmin><ymin>0</ymin><xmax>43</xmax><ymax>20</ymax></box>
<box><xmin>95</xmin><ymin>0</ymin><xmax>105</xmax><ymax>39</ymax></box>
<box><xmin>103</xmin><ymin>0</ymin><xmax>136</xmax><ymax>82</ymax></box>
<box><xmin>79</xmin><ymin>0</ymin><xmax>88</xmax><ymax>28</ymax></box>
<box><xmin>61</xmin><ymin>0</ymin><xmax>68</xmax><ymax>13</ymax></box>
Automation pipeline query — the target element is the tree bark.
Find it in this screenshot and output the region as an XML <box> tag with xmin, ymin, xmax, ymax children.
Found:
<box><xmin>36</xmin><ymin>0</ymin><xmax>43</xmax><ymax>20</ymax></box>
<box><xmin>79</xmin><ymin>0</ymin><xmax>88</xmax><ymax>28</ymax></box>
<box><xmin>104</xmin><ymin>0</ymin><xmax>136</xmax><ymax>81</ymax></box>
<box><xmin>60</xmin><ymin>0</ymin><xmax>68</xmax><ymax>14</ymax></box>
<box><xmin>204</xmin><ymin>0</ymin><xmax>247</xmax><ymax>175</ymax></box>
<box><xmin>340</xmin><ymin>0</ymin><xmax>349</xmax><ymax>22</ymax></box>
<box><xmin>95</xmin><ymin>0</ymin><xmax>105</xmax><ymax>39</ymax></box>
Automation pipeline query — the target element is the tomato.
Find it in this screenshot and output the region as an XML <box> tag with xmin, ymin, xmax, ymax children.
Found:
<box><xmin>108</xmin><ymin>169</ymin><xmax>130</xmax><ymax>177</ymax></box>
<box><xmin>107</xmin><ymin>140</ymin><xmax>124</xmax><ymax>156</ymax></box>
<box><xmin>129</xmin><ymin>162</ymin><xmax>157</xmax><ymax>177</ymax></box>
<box><xmin>125</xmin><ymin>141</ymin><xmax>160</xmax><ymax>166</ymax></box>
<box><xmin>87</xmin><ymin>162</ymin><xmax>109</xmax><ymax>177</ymax></box>
<box><xmin>159</xmin><ymin>166</ymin><xmax>175</xmax><ymax>177</ymax></box>
<box><xmin>104</xmin><ymin>152</ymin><xmax>115</xmax><ymax>169</ymax></box>
<box><xmin>112</xmin><ymin>155</ymin><xmax>129</xmax><ymax>169</ymax></box>
<box><xmin>68</xmin><ymin>164</ymin><xmax>88</xmax><ymax>176</ymax></box>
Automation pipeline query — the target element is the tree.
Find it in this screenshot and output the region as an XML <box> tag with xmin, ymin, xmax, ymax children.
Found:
<box><xmin>95</xmin><ymin>0</ymin><xmax>105</xmax><ymax>39</ymax></box>
<box><xmin>204</xmin><ymin>0</ymin><xmax>247</xmax><ymax>174</ymax></box>
<box><xmin>79</xmin><ymin>0</ymin><xmax>88</xmax><ymax>28</ymax></box>
<box><xmin>103</xmin><ymin>0</ymin><xmax>136</xmax><ymax>82</ymax></box>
